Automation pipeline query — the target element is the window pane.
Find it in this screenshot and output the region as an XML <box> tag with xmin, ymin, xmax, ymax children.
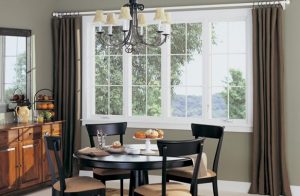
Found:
<box><xmin>5</xmin><ymin>36</ymin><xmax>17</xmax><ymax>56</ymax></box>
<box><xmin>187</xmin><ymin>23</ymin><xmax>202</xmax><ymax>54</ymax></box>
<box><xmin>229</xmin><ymin>21</ymin><xmax>246</xmax><ymax>53</ymax></box>
<box><xmin>95</xmin><ymin>56</ymin><xmax>108</xmax><ymax>85</ymax></box>
<box><xmin>229</xmin><ymin>86</ymin><xmax>246</xmax><ymax>119</ymax></box>
<box><xmin>171</xmin><ymin>86</ymin><xmax>186</xmax><ymax>117</ymax></box>
<box><xmin>132</xmin><ymin>56</ymin><xmax>146</xmax><ymax>85</ymax></box>
<box><xmin>147</xmin><ymin>56</ymin><xmax>161</xmax><ymax>85</ymax></box>
<box><xmin>95</xmin><ymin>86</ymin><xmax>108</xmax><ymax>115</ymax></box>
<box><xmin>187</xmin><ymin>87</ymin><xmax>202</xmax><ymax>117</ymax></box>
<box><xmin>5</xmin><ymin>57</ymin><xmax>17</xmax><ymax>83</ymax></box>
<box><xmin>110</xmin><ymin>26</ymin><xmax>123</xmax><ymax>55</ymax></box>
<box><xmin>147</xmin><ymin>86</ymin><xmax>161</xmax><ymax>116</ymax></box>
<box><xmin>211</xmin><ymin>54</ymin><xmax>227</xmax><ymax>86</ymax></box>
<box><xmin>186</xmin><ymin>54</ymin><xmax>202</xmax><ymax>86</ymax></box>
<box><xmin>211</xmin><ymin>22</ymin><xmax>227</xmax><ymax>54</ymax></box>
<box><xmin>132</xmin><ymin>86</ymin><xmax>146</xmax><ymax>116</ymax></box>
<box><xmin>110</xmin><ymin>86</ymin><xmax>123</xmax><ymax>115</ymax></box>
<box><xmin>171</xmin><ymin>23</ymin><xmax>186</xmax><ymax>54</ymax></box>
<box><xmin>212</xmin><ymin>87</ymin><xmax>227</xmax><ymax>118</ymax></box>
<box><xmin>95</xmin><ymin>27</ymin><xmax>109</xmax><ymax>55</ymax></box>
<box><xmin>110</xmin><ymin>56</ymin><xmax>123</xmax><ymax>85</ymax></box>
<box><xmin>228</xmin><ymin>54</ymin><xmax>246</xmax><ymax>85</ymax></box>
<box><xmin>171</xmin><ymin>55</ymin><xmax>185</xmax><ymax>86</ymax></box>
<box><xmin>17</xmin><ymin>37</ymin><xmax>26</xmax><ymax>56</ymax></box>
<box><xmin>147</xmin><ymin>24</ymin><xmax>161</xmax><ymax>55</ymax></box>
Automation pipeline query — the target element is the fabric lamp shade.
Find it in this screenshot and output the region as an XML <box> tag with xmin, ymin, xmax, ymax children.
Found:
<box><xmin>106</xmin><ymin>13</ymin><xmax>118</xmax><ymax>25</ymax></box>
<box><xmin>119</xmin><ymin>7</ymin><xmax>132</xmax><ymax>20</ymax></box>
<box><xmin>138</xmin><ymin>13</ymin><xmax>147</xmax><ymax>27</ymax></box>
<box><xmin>154</xmin><ymin>8</ymin><xmax>167</xmax><ymax>21</ymax></box>
<box><xmin>93</xmin><ymin>10</ymin><xmax>106</xmax><ymax>24</ymax></box>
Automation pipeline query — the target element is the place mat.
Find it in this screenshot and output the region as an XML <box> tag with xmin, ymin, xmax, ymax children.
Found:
<box><xmin>78</xmin><ymin>147</ymin><xmax>110</xmax><ymax>157</ymax></box>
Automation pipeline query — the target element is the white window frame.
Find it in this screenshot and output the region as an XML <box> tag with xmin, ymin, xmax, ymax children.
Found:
<box><xmin>82</xmin><ymin>8</ymin><xmax>253</xmax><ymax>132</ymax></box>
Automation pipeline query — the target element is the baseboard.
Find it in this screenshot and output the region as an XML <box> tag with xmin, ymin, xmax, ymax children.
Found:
<box><xmin>79</xmin><ymin>170</ymin><xmax>300</xmax><ymax>195</ymax></box>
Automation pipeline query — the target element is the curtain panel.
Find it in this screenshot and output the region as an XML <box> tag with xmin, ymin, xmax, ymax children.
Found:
<box><xmin>52</xmin><ymin>16</ymin><xmax>82</xmax><ymax>177</ymax></box>
<box><xmin>249</xmin><ymin>6</ymin><xmax>291</xmax><ymax>196</ymax></box>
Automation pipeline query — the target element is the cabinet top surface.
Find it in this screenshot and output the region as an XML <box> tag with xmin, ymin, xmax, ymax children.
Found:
<box><xmin>0</xmin><ymin>121</ymin><xmax>64</xmax><ymax>132</ymax></box>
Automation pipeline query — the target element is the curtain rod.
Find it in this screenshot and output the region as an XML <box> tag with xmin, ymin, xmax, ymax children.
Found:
<box><xmin>52</xmin><ymin>0</ymin><xmax>290</xmax><ymax>16</ymax></box>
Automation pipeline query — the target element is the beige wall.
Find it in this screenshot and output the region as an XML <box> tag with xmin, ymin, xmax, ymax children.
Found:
<box><xmin>1</xmin><ymin>0</ymin><xmax>299</xmax><ymax>186</ymax></box>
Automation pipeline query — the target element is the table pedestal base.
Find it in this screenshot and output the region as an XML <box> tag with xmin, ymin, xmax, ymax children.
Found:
<box><xmin>129</xmin><ymin>170</ymin><xmax>149</xmax><ymax>196</ymax></box>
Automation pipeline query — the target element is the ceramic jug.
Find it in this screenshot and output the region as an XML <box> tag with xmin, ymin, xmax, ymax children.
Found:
<box><xmin>15</xmin><ymin>106</ymin><xmax>30</xmax><ymax>123</ymax></box>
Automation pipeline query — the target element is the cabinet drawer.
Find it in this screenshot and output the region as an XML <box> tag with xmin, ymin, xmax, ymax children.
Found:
<box><xmin>22</xmin><ymin>127</ymin><xmax>42</xmax><ymax>141</ymax></box>
<box><xmin>52</xmin><ymin>124</ymin><xmax>62</xmax><ymax>136</ymax></box>
<box><xmin>0</xmin><ymin>130</ymin><xmax>19</xmax><ymax>146</ymax></box>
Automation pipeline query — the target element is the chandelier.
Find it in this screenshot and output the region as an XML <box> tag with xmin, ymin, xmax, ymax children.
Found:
<box><xmin>93</xmin><ymin>0</ymin><xmax>171</xmax><ymax>53</ymax></box>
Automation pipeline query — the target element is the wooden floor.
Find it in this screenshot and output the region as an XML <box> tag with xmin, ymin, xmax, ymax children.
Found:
<box><xmin>23</xmin><ymin>174</ymin><xmax>263</xmax><ymax>196</ymax></box>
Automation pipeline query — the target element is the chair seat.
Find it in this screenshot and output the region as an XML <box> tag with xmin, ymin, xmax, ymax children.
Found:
<box><xmin>167</xmin><ymin>168</ymin><xmax>216</xmax><ymax>179</ymax></box>
<box><xmin>53</xmin><ymin>176</ymin><xmax>105</xmax><ymax>193</ymax></box>
<box><xmin>134</xmin><ymin>182</ymin><xmax>191</xmax><ymax>196</ymax></box>
<box><xmin>93</xmin><ymin>168</ymin><xmax>131</xmax><ymax>176</ymax></box>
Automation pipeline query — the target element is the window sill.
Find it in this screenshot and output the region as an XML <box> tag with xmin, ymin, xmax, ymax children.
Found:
<box><xmin>81</xmin><ymin>117</ymin><xmax>252</xmax><ymax>133</ymax></box>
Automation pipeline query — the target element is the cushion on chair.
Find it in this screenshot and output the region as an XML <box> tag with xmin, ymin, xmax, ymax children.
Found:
<box><xmin>53</xmin><ymin>176</ymin><xmax>105</xmax><ymax>193</ymax></box>
<box><xmin>167</xmin><ymin>152</ymin><xmax>209</xmax><ymax>178</ymax></box>
<box><xmin>93</xmin><ymin>168</ymin><xmax>131</xmax><ymax>176</ymax></box>
<box><xmin>167</xmin><ymin>168</ymin><xmax>216</xmax><ymax>179</ymax></box>
<box><xmin>134</xmin><ymin>182</ymin><xmax>191</xmax><ymax>196</ymax></box>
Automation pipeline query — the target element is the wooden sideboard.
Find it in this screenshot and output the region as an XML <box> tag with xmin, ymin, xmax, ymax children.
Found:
<box><xmin>0</xmin><ymin>121</ymin><xmax>63</xmax><ymax>195</ymax></box>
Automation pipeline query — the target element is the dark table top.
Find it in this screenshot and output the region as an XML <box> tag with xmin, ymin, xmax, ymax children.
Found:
<box><xmin>74</xmin><ymin>152</ymin><xmax>193</xmax><ymax>170</ymax></box>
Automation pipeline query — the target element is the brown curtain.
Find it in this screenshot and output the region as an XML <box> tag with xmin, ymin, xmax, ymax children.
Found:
<box><xmin>52</xmin><ymin>16</ymin><xmax>82</xmax><ymax>177</ymax></box>
<box><xmin>249</xmin><ymin>6</ymin><xmax>291</xmax><ymax>196</ymax></box>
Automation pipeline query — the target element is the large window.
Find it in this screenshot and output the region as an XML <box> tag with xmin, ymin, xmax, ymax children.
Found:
<box><xmin>83</xmin><ymin>9</ymin><xmax>252</xmax><ymax>131</ymax></box>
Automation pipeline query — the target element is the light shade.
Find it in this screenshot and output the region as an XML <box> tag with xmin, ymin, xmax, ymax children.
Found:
<box><xmin>106</xmin><ymin>13</ymin><xmax>118</xmax><ymax>25</ymax></box>
<box><xmin>119</xmin><ymin>7</ymin><xmax>132</xmax><ymax>20</ymax></box>
<box><xmin>93</xmin><ymin>10</ymin><xmax>106</xmax><ymax>24</ymax></box>
<box><xmin>162</xmin><ymin>12</ymin><xmax>171</xmax><ymax>24</ymax></box>
<box><xmin>138</xmin><ymin>13</ymin><xmax>147</xmax><ymax>27</ymax></box>
<box><xmin>154</xmin><ymin>8</ymin><xmax>167</xmax><ymax>21</ymax></box>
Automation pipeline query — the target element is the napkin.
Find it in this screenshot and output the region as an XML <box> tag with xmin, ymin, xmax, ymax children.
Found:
<box><xmin>78</xmin><ymin>147</ymin><xmax>110</xmax><ymax>157</ymax></box>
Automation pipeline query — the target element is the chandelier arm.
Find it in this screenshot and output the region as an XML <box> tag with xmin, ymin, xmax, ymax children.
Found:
<box><xmin>140</xmin><ymin>34</ymin><xmax>169</xmax><ymax>47</ymax></box>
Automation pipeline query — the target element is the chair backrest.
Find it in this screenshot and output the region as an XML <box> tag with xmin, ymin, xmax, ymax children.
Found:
<box><xmin>85</xmin><ymin>122</ymin><xmax>127</xmax><ymax>147</ymax></box>
<box><xmin>44</xmin><ymin>136</ymin><xmax>66</xmax><ymax>193</ymax></box>
<box><xmin>157</xmin><ymin>139</ymin><xmax>205</xmax><ymax>196</ymax></box>
<box><xmin>191</xmin><ymin>123</ymin><xmax>224</xmax><ymax>173</ymax></box>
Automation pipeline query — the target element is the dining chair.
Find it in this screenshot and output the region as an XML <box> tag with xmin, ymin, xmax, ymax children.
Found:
<box><xmin>166</xmin><ymin>123</ymin><xmax>224</xmax><ymax>196</ymax></box>
<box><xmin>85</xmin><ymin>122</ymin><xmax>130</xmax><ymax>196</ymax></box>
<box><xmin>44</xmin><ymin>135</ymin><xmax>105</xmax><ymax>196</ymax></box>
<box><xmin>134</xmin><ymin>138</ymin><xmax>205</xmax><ymax>196</ymax></box>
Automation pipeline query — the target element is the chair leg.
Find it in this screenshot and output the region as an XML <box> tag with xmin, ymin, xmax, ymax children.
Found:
<box><xmin>120</xmin><ymin>179</ymin><xmax>124</xmax><ymax>196</ymax></box>
<box><xmin>100</xmin><ymin>188</ymin><xmax>106</xmax><ymax>196</ymax></box>
<box><xmin>190</xmin><ymin>182</ymin><xmax>198</xmax><ymax>196</ymax></box>
<box><xmin>212</xmin><ymin>178</ymin><xmax>219</xmax><ymax>196</ymax></box>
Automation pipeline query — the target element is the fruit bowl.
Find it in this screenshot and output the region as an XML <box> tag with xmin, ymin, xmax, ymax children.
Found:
<box><xmin>133</xmin><ymin>130</ymin><xmax>164</xmax><ymax>154</ymax></box>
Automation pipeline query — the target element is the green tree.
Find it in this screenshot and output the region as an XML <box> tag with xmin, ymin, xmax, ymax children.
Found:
<box><xmin>221</xmin><ymin>69</ymin><xmax>246</xmax><ymax>119</ymax></box>
<box><xmin>95</xmin><ymin>23</ymin><xmax>203</xmax><ymax>116</ymax></box>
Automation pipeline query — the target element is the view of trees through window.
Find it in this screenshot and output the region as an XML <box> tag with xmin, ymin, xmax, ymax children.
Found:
<box><xmin>94</xmin><ymin>19</ymin><xmax>247</xmax><ymax>120</ymax></box>
<box><xmin>1</xmin><ymin>36</ymin><xmax>27</xmax><ymax>103</ymax></box>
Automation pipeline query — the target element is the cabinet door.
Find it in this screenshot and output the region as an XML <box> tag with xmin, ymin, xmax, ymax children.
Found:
<box><xmin>0</xmin><ymin>145</ymin><xmax>18</xmax><ymax>194</ymax></box>
<box><xmin>19</xmin><ymin>140</ymin><xmax>42</xmax><ymax>189</ymax></box>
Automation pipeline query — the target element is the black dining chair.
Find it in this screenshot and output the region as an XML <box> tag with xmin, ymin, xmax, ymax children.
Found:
<box><xmin>134</xmin><ymin>138</ymin><xmax>205</xmax><ymax>196</ymax></box>
<box><xmin>166</xmin><ymin>124</ymin><xmax>224</xmax><ymax>196</ymax></box>
<box><xmin>44</xmin><ymin>135</ymin><xmax>105</xmax><ymax>196</ymax></box>
<box><xmin>85</xmin><ymin>122</ymin><xmax>130</xmax><ymax>196</ymax></box>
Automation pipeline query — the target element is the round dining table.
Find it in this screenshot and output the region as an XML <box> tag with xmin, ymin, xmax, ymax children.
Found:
<box><xmin>74</xmin><ymin>151</ymin><xmax>193</xmax><ymax>196</ymax></box>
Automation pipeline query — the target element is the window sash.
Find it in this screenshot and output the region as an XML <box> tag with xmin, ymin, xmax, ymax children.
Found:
<box><xmin>82</xmin><ymin>8</ymin><xmax>253</xmax><ymax>131</ymax></box>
